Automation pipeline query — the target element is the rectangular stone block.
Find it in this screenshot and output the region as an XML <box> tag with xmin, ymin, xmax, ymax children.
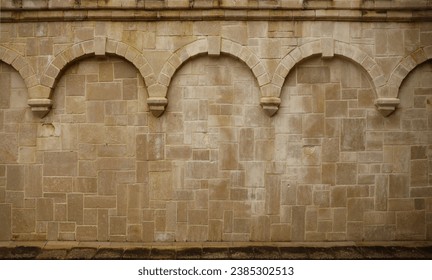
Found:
<box><xmin>166</xmin><ymin>146</ymin><xmax>192</xmax><ymax>160</ymax></box>
<box><xmin>0</xmin><ymin>73</ymin><xmax>11</xmax><ymax>109</ymax></box>
<box><xmin>322</xmin><ymin>138</ymin><xmax>339</xmax><ymax>162</ymax></box>
<box><xmin>396</xmin><ymin>211</ymin><xmax>425</xmax><ymax>239</ymax></box>
<box><xmin>147</xmin><ymin>133</ymin><xmax>165</xmax><ymax>161</ymax></box>
<box><xmin>149</xmin><ymin>171</ymin><xmax>174</xmax><ymax>200</ymax></box>
<box><xmin>389</xmin><ymin>174</ymin><xmax>409</xmax><ymax>198</ymax></box>
<box><xmin>87</xmin><ymin>82</ymin><xmax>121</xmax><ymax>100</ymax></box>
<box><xmin>98</xmin><ymin>62</ymin><xmax>113</xmax><ymax>82</ymax></box>
<box><xmin>291</xmin><ymin>206</ymin><xmax>305</xmax><ymax>241</ymax></box>
<box><xmin>322</xmin><ymin>163</ymin><xmax>335</xmax><ymax>185</ymax></box>
<box><xmin>333</xmin><ymin>208</ymin><xmax>347</xmax><ymax>232</ymax></box>
<box><xmin>74</xmin><ymin>177</ymin><xmax>97</xmax><ymax>193</ymax></box>
<box><xmin>76</xmin><ymin>225</ymin><xmax>97</xmax><ymax>241</ymax></box>
<box><xmin>185</xmin><ymin>161</ymin><xmax>218</xmax><ymax>179</ymax></box>
<box><xmin>188</xmin><ymin>210</ymin><xmax>208</xmax><ymax>225</ymax></box>
<box><xmin>98</xmin><ymin>209</ymin><xmax>109</xmax><ymax>241</ymax></box>
<box><xmin>208</xmin><ymin>36</ymin><xmax>221</xmax><ymax>56</ymax></box>
<box><xmin>208</xmin><ymin>219</ymin><xmax>223</xmax><ymax>241</ymax></box>
<box><xmin>43</xmin><ymin>177</ymin><xmax>73</xmax><ymax>193</ymax></box>
<box><xmin>341</xmin><ymin>119</ymin><xmax>365</xmax><ymax>151</ymax></box>
<box><xmin>96</xmin><ymin>158</ymin><xmax>134</xmax><ymax>170</ymax></box>
<box><xmin>388</xmin><ymin>199</ymin><xmax>414</xmax><ymax>211</ymax></box>
<box><xmin>325</xmin><ymin>101</ymin><xmax>348</xmax><ymax>118</ymax></box>
<box><xmin>297</xmin><ymin>66</ymin><xmax>330</xmax><ymax>83</ymax></box>
<box><xmin>411</xmin><ymin>160</ymin><xmax>428</xmax><ymax>186</ymax></box>
<box><xmin>265</xmin><ymin>175</ymin><xmax>281</xmax><ymax>215</ymax></box>
<box><xmin>209</xmin><ymin>179</ymin><xmax>229</xmax><ymax>200</ymax></box>
<box><xmin>84</xmin><ymin>196</ymin><xmax>116</xmax><ymax>208</ymax></box>
<box><xmin>347</xmin><ymin>198</ymin><xmax>374</xmax><ymax>221</ymax></box>
<box><xmin>43</xmin><ymin>152</ymin><xmax>77</xmax><ymax>176</ymax></box>
<box><xmin>66</xmin><ymin>75</ymin><xmax>85</xmax><ymax>96</ymax></box>
<box><xmin>65</xmin><ymin>96</ymin><xmax>85</xmax><ymax>114</ymax></box>
<box><xmin>36</xmin><ymin>198</ymin><xmax>53</xmax><ymax>221</ymax></box>
<box><xmin>12</xmin><ymin>208</ymin><xmax>35</xmax><ymax>233</ymax></box>
<box><xmin>302</xmin><ymin>114</ymin><xmax>324</xmax><ymax>138</ymax></box>
<box><xmin>375</xmin><ymin>175</ymin><xmax>388</xmax><ymax>211</ymax></box>
<box><xmin>136</xmin><ymin>134</ymin><xmax>148</xmax><ymax>161</ymax></box>
<box><xmin>6</xmin><ymin>165</ymin><xmax>25</xmax><ymax>191</ymax></box>
<box><xmin>251</xmin><ymin>216</ymin><xmax>270</xmax><ymax>241</ymax></box>
<box><xmin>239</xmin><ymin>128</ymin><xmax>254</xmax><ymax>161</ymax></box>
<box><xmin>67</xmin><ymin>193</ymin><xmax>83</xmax><ymax>225</ymax></box>
<box><xmin>0</xmin><ymin>204</ymin><xmax>11</xmax><ymax>240</ymax></box>
<box><xmin>110</xmin><ymin>216</ymin><xmax>126</xmax><ymax>236</ymax></box>
<box><xmin>219</xmin><ymin>143</ymin><xmax>238</xmax><ymax>170</ymax></box>
<box><xmin>336</xmin><ymin>163</ymin><xmax>357</xmax><ymax>185</ymax></box>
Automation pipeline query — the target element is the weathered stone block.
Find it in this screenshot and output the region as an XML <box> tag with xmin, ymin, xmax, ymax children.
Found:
<box><xmin>149</xmin><ymin>172</ymin><xmax>174</xmax><ymax>200</ymax></box>
<box><xmin>12</xmin><ymin>208</ymin><xmax>35</xmax><ymax>233</ymax></box>
<box><xmin>209</xmin><ymin>179</ymin><xmax>229</xmax><ymax>200</ymax></box>
<box><xmin>341</xmin><ymin>119</ymin><xmax>365</xmax><ymax>151</ymax></box>
<box><xmin>76</xmin><ymin>225</ymin><xmax>97</xmax><ymax>241</ymax></box>
<box><xmin>219</xmin><ymin>143</ymin><xmax>238</xmax><ymax>170</ymax></box>
<box><xmin>74</xmin><ymin>177</ymin><xmax>97</xmax><ymax>193</ymax></box>
<box><xmin>66</xmin><ymin>75</ymin><xmax>85</xmax><ymax>96</ymax></box>
<box><xmin>302</xmin><ymin>114</ymin><xmax>324</xmax><ymax>138</ymax></box>
<box><xmin>396</xmin><ymin>211</ymin><xmax>425</xmax><ymax>239</ymax></box>
<box><xmin>291</xmin><ymin>206</ymin><xmax>305</xmax><ymax>241</ymax></box>
<box><xmin>110</xmin><ymin>216</ymin><xmax>126</xmax><ymax>236</ymax></box>
<box><xmin>297</xmin><ymin>66</ymin><xmax>330</xmax><ymax>84</ymax></box>
<box><xmin>36</xmin><ymin>198</ymin><xmax>53</xmax><ymax>221</ymax></box>
<box><xmin>0</xmin><ymin>134</ymin><xmax>18</xmax><ymax>163</ymax></box>
<box><xmin>411</xmin><ymin>160</ymin><xmax>428</xmax><ymax>186</ymax></box>
<box><xmin>347</xmin><ymin>198</ymin><xmax>374</xmax><ymax>221</ymax></box>
<box><xmin>43</xmin><ymin>152</ymin><xmax>77</xmax><ymax>176</ymax></box>
<box><xmin>6</xmin><ymin>165</ymin><xmax>25</xmax><ymax>191</ymax></box>
<box><xmin>42</xmin><ymin>177</ymin><xmax>73</xmax><ymax>193</ymax></box>
<box><xmin>87</xmin><ymin>82</ymin><xmax>122</xmax><ymax>100</ymax></box>
<box><xmin>325</xmin><ymin>101</ymin><xmax>348</xmax><ymax>118</ymax></box>
<box><xmin>0</xmin><ymin>204</ymin><xmax>11</xmax><ymax>240</ymax></box>
<box><xmin>336</xmin><ymin>163</ymin><xmax>357</xmax><ymax>185</ymax></box>
<box><xmin>389</xmin><ymin>174</ymin><xmax>409</xmax><ymax>198</ymax></box>
<box><xmin>67</xmin><ymin>193</ymin><xmax>83</xmax><ymax>225</ymax></box>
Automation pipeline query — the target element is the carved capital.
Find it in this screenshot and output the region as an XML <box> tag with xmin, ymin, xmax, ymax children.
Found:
<box><xmin>260</xmin><ymin>97</ymin><xmax>281</xmax><ymax>117</ymax></box>
<box><xmin>28</xmin><ymin>99</ymin><xmax>53</xmax><ymax>118</ymax></box>
<box><xmin>147</xmin><ymin>97</ymin><xmax>168</xmax><ymax>117</ymax></box>
<box><xmin>375</xmin><ymin>98</ymin><xmax>400</xmax><ymax>117</ymax></box>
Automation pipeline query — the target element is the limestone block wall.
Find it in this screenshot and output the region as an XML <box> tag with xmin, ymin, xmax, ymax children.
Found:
<box><xmin>0</xmin><ymin>0</ymin><xmax>431</xmax><ymax>242</ymax></box>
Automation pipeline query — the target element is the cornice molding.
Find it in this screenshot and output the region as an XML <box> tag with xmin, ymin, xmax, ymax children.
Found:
<box><xmin>1</xmin><ymin>7</ymin><xmax>432</xmax><ymax>23</ymax></box>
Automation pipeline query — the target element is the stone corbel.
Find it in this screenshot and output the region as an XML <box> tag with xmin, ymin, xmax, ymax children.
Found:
<box><xmin>375</xmin><ymin>98</ymin><xmax>400</xmax><ymax>117</ymax></box>
<box><xmin>147</xmin><ymin>97</ymin><xmax>168</xmax><ymax>117</ymax></box>
<box><xmin>28</xmin><ymin>99</ymin><xmax>53</xmax><ymax>118</ymax></box>
<box><xmin>260</xmin><ymin>97</ymin><xmax>281</xmax><ymax>117</ymax></box>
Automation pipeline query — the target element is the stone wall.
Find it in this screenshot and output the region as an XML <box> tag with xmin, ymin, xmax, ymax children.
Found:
<box><xmin>0</xmin><ymin>0</ymin><xmax>431</xmax><ymax>242</ymax></box>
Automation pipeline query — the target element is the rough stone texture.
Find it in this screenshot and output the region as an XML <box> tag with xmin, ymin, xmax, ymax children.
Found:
<box><xmin>0</xmin><ymin>1</ymin><xmax>431</xmax><ymax>245</ymax></box>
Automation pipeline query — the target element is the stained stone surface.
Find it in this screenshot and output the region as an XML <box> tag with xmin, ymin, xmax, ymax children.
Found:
<box><xmin>0</xmin><ymin>0</ymin><xmax>431</xmax><ymax>245</ymax></box>
<box><xmin>0</xmin><ymin>243</ymin><xmax>431</xmax><ymax>260</ymax></box>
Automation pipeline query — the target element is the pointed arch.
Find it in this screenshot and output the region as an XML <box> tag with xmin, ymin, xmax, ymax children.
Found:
<box><xmin>147</xmin><ymin>37</ymin><xmax>272</xmax><ymax>117</ymax></box>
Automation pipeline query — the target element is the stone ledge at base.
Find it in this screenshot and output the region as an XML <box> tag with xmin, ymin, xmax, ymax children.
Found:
<box><xmin>0</xmin><ymin>241</ymin><xmax>431</xmax><ymax>260</ymax></box>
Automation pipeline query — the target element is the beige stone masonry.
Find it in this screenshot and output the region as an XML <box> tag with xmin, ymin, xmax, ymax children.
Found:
<box><xmin>0</xmin><ymin>4</ymin><xmax>431</xmax><ymax>244</ymax></box>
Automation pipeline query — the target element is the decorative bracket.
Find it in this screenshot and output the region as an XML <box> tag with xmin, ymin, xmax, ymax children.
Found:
<box><xmin>28</xmin><ymin>99</ymin><xmax>53</xmax><ymax>118</ymax></box>
<box><xmin>260</xmin><ymin>97</ymin><xmax>281</xmax><ymax>117</ymax></box>
<box><xmin>375</xmin><ymin>98</ymin><xmax>400</xmax><ymax>117</ymax></box>
<box><xmin>147</xmin><ymin>97</ymin><xmax>168</xmax><ymax>117</ymax></box>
